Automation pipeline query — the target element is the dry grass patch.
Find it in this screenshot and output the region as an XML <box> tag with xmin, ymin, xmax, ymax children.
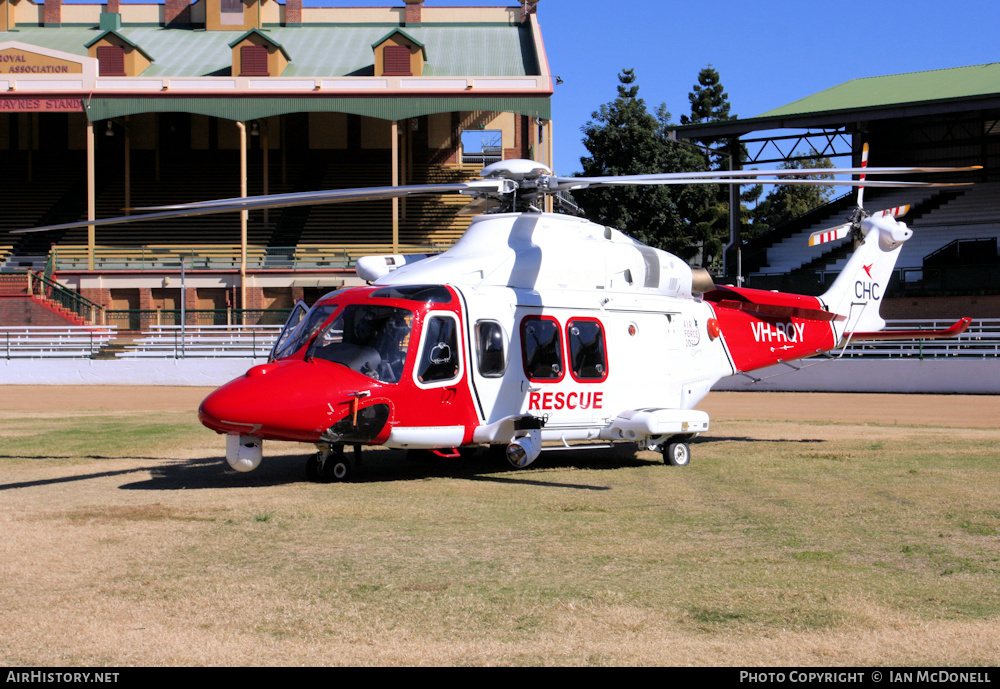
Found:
<box><xmin>1</xmin><ymin>403</ymin><xmax>999</xmax><ymax>665</ymax></box>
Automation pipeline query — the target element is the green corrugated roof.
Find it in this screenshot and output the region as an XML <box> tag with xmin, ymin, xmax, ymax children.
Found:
<box><xmin>2</xmin><ymin>24</ymin><xmax>539</xmax><ymax>77</ymax></box>
<box><xmin>758</xmin><ymin>63</ymin><xmax>1000</xmax><ymax>118</ymax></box>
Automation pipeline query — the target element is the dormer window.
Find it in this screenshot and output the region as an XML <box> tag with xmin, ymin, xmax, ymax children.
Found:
<box><xmin>371</xmin><ymin>29</ymin><xmax>426</xmax><ymax>78</ymax></box>
<box><xmin>240</xmin><ymin>45</ymin><xmax>268</xmax><ymax>76</ymax></box>
<box><xmin>85</xmin><ymin>30</ymin><xmax>154</xmax><ymax>77</ymax></box>
<box><xmin>383</xmin><ymin>45</ymin><xmax>412</xmax><ymax>76</ymax></box>
<box><xmin>229</xmin><ymin>29</ymin><xmax>291</xmax><ymax>78</ymax></box>
<box><xmin>97</xmin><ymin>45</ymin><xmax>126</xmax><ymax>77</ymax></box>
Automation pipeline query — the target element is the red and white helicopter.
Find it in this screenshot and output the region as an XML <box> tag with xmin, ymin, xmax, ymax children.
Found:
<box><xmin>18</xmin><ymin>151</ymin><xmax>977</xmax><ymax>480</ymax></box>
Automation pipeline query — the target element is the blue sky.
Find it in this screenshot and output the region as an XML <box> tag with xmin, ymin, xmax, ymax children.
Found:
<box><xmin>381</xmin><ymin>0</ymin><xmax>1000</xmax><ymax>174</ymax></box>
<box><xmin>84</xmin><ymin>1</ymin><xmax>1000</xmax><ymax>173</ymax></box>
<box><xmin>520</xmin><ymin>0</ymin><xmax>999</xmax><ymax>174</ymax></box>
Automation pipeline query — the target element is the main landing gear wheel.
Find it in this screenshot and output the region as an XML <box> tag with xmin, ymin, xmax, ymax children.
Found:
<box><xmin>663</xmin><ymin>441</ymin><xmax>691</xmax><ymax>467</ymax></box>
<box><xmin>307</xmin><ymin>449</ymin><xmax>352</xmax><ymax>483</ymax></box>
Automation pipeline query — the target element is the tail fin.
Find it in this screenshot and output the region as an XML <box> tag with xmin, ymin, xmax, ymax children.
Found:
<box><xmin>820</xmin><ymin>215</ymin><xmax>912</xmax><ymax>341</ymax></box>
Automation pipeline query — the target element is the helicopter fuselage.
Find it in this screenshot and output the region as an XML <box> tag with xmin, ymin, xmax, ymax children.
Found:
<box><xmin>198</xmin><ymin>209</ymin><xmax>922</xmax><ymax>476</ymax></box>
<box><xmin>198</xmin><ymin>279</ymin><xmax>732</xmax><ymax>453</ymax></box>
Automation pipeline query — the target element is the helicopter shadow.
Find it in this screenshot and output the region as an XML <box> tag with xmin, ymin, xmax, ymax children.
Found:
<box><xmin>698</xmin><ymin>436</ymin><xmax>827</xmax><ymax>445</ymax></box>
<box><xmin>118</xmin><ymin>445</ymin><xmax>658</xmax><ymax>492</ymax></box>
<box><xmin>0</xmin><ymin>454</ymin><xmax>194</xmax><ymax>492</ymax></box>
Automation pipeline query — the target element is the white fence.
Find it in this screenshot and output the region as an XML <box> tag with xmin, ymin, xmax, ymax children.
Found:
<box><xmin>0</xmin><ymin>326</ymin><xmax>117</xmax><ymax>359</ymax></box>
<box><xmin>0</xmin><ymin>317</ymin><xmax>998</xmax><ymax>390</ymax></box>
<box><xmin>115</xmin><ymin>325</ymin><xmax>283</xmax><ymax>359</ymax></box>
<box><xmin>837</xmin><ymin>318</ymin><xmax>1000</xmax><ymax>359</ymax></box>
<box><xmin>2</xmin><ymin>320</ymin><xmax>998</xmax><ymax>361</ymax></box>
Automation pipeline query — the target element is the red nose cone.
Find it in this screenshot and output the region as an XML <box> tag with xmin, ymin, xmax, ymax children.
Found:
<box><xmin>198</xmin><ymin>359</ymin><xmax>380</xmax><ymax>443</ymax></box>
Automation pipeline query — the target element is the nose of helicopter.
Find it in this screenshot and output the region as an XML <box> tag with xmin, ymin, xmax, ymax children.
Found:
<box><xmin>198</xmin><ymin>360</ymin><xmax>386</xmax><ymax>443</ymax></box>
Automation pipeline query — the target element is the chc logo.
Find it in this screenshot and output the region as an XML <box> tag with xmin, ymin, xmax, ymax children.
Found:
<box><xmin>855</xmin><ymin>281</ymin><xmax>881</xmax><ymax>300</ymax></box>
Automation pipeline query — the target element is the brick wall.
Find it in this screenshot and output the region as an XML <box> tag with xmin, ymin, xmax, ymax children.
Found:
<box><xmin>284</xmin><ymin>0</ymin><xmax>301</xmax><ymax>25</ymax></box>
<box><xmin>164</xmin><ymin>0</ymin><xmax>191</xmax><ymax>26</ymax></box>
<box><xmin>404</xmin><ymin>0</ymin><xmax>422</xmax><ymax>25</ymax></box>
<box><xmin>0</xmin><ymin>296</ymin><xmax>78</xmax><ymax>326</ymax></box>
<box><xmin>882</xmin><ymin>295</ymin><xmax>1000</xmax><ymax>320</ymax></box>
<box><xmin>43</xmin><ymin>0</ymin><xmax>61</xmax><ymax>25</ymax></box>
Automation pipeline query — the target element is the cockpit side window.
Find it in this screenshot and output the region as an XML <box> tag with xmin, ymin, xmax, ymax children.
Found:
<box><xmin>475</xmin><ymin>320</ymin><xmax>507</xmax><ymax>378</ymax></box>
<box><xmin>416</xmin><ymin>314</ymin><xmax>461</xmax><ymax>385</ymax></box>
<box><xmin>521</xmin><ymin>315</ymin><xmax>563</xmax><ymax>382</ymax></box>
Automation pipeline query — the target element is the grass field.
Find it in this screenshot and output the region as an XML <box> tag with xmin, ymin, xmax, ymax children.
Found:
<box><xmin>1</xmin><ymin>391</ymin><xmax>999</xmax><ymax>666</ymax></box>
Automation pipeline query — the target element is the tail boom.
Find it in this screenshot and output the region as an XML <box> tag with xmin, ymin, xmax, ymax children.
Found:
<box><xmin>706</xmin><ymin>287</ymin><xmax>840</xmax><ymax>373</ymax></box>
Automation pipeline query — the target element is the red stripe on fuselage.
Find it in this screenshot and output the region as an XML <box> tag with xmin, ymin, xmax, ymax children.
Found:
<box><xmin>707</xmin><ymin>287</ymin><xmax>837</xmax><ymax>373</ymax></box>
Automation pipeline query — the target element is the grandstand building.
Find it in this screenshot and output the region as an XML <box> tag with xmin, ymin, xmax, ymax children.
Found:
<box><xmin>0</xmin><ymin>0</ymin><xmax>551</xmax><ymax>328</ymax></box>
<box><xmin>678</xmin><ymin>62</ymin><xmax>1000</xmax><ymax>318</ymax></box>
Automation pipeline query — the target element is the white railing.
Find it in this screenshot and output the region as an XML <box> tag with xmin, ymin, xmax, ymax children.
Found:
<box><xmin>114</xmin><ymin>325</ymin><xmax>283</xmax><ymax>359</ymax></box>
<box><xmin>839</xmin><ymin>318</ymin><xmax>1000</xmax><ymax>359</ymax></box>
<box><xmin>2</xmin><ymin>320</ymin><xmax>998</xmax><ymax>361</ymax></box>
<box><xmin>0</xmin><ymin>326</ymin><xmax>117</xmax><ymax>359</ymax></box>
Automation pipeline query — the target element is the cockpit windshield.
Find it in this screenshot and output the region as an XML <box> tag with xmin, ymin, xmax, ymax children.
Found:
<box><xmin>307</xmin><ymin>304</ymin><xmax>413</xmax><ymax>383</ymax></box>
<box><xmin>271</xmin><ymin>302</ymin><xmax>338</xmax><ymax>361</ymax></box>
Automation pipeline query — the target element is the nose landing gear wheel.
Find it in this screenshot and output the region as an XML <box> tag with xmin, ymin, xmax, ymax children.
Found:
<box><xmin>307</xmin><ymin>448</ymin><xmax>352</xmax><ymax>483</ymax></box>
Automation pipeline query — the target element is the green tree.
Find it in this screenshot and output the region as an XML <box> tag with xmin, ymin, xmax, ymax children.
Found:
<box><xmin>681</xmin><ymin>65</ymin><xmax>733</xmax><ymax>129</ymax></box>
<box><xmin>749</xmin><ymin>152</ymin><xmax>836</xmax><ymax>237</ymax></box>
<box><xmin>576</xmin><ymin>69</ymin><xmax>712</xmax><ymax>261</ymax></box>
<box><xmin>680</xmin><ymin>65</ymin><xmax>738</xmax><ymax>267</ymax></box>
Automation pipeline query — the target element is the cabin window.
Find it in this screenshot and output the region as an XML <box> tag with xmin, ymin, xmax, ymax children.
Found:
<box><xmin>567</xmin><ymin>318</ymin><xmax>608</xmax><ymax>382</ymax></box>
<box><xmin>475</xmin><ymin>320</ymin><xmax>507</xmax><ymax>378</ymax></box>
<box><xmin>240</xmin><ymin>45</ymin><xmax>269</xmax><ymax>76</ymax></box>
<box><xmin>521</xmin><ymin>316</ymin><xmax>563</xmax><ymax>382</ymax></box>
<box><xmin>383</xmin><ymin>45</ymin><xmax>412</xmax><ymax>76</ymax></box>
<box><xmin>417</xmin><ymin>314</ymin><xmax>461</xmax><ymax>384</ymax></box>
<box><xmin>97</xmin><ymin>45</ymin><xmax>126</xmax><ymax>77</ymax></box>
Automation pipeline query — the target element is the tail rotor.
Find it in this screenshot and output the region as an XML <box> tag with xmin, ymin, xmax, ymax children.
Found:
<box><xmin>808</xmin><ymin>144</ymin><xmax>911</xmax><ymax>249</ymax></box>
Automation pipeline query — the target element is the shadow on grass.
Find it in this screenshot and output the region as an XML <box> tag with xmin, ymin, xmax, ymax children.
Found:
<box><xmin>118</xmin><ymin>444</ymin><xmax>660</xmax><ymax>492</ymax></box>
<box><xmin>700</xmin><ymin>436</ymin><xmax>826</xmax><ymax>444</ymax></box>
<box><xmin>3</xmin><ymin>435</ymin><xmax>826</xmax><ymax>493</ymax></box>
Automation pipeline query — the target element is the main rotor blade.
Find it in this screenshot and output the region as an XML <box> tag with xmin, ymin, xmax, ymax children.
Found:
<box><xmin>549</xmin><ymin>163</ymin><xmax>981</xmax><ymax>187</ymax></box>
<box><xmin>559</xmin><ymin>178</ymin><xmax>969</xmax><ymax>190</ymax></box>
<box><xmin>14</xmin><ymin>180</ymin><xmax>512</xmax><ymax>234</ymax></box>
<box><xmin>134</xmin><ymin>180</ymin><xmax>509</xmax><ymax>213</ymax></box>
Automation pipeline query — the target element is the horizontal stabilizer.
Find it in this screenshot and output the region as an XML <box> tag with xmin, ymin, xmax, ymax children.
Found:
<box><xmin>846</xmin><ymin>317</ymin><xmax>972</xmax><ymax>341</ymax></box>
<box><xmin>707</xmin><ymin>294</ymin><xmax>845</xmax><ymax>323</ymax></box>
